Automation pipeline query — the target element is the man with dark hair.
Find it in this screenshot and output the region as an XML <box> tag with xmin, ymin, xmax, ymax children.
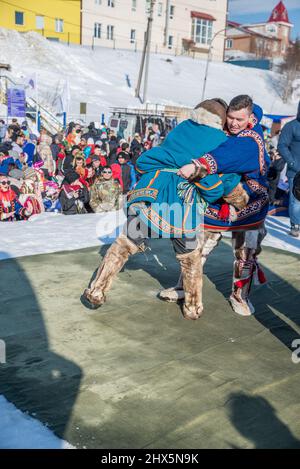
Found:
<box><xmin>278</xmin><ymin>102</ymin><xmax>300</xmax><ymax>237</ymax></box>
<box><xmin>160</xmin><ymin>94</ymin><xmax>270</xmax><ymax>317</ymax></box>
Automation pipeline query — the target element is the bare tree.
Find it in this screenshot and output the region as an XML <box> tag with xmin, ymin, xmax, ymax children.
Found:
<box><xmin>280</xmin><ymin>39</ymin><xmax>300</xmax><ymax>102</ymax></box>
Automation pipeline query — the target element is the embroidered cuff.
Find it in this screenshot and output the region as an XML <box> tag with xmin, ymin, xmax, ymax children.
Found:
<box><xmin>196</xmin><ymin>154</ymin><xmax>218</xmax><ymax>175</ymax></box>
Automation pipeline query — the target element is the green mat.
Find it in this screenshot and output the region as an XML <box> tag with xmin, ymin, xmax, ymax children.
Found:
<box><xmin>0</xmin><ymin>240</ymin><xmax>299</xmax><ymax>448</ymax></box>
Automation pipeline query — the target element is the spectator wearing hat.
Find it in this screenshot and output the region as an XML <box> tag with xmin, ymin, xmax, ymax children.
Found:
<box><xmin>0</xmin><ymin>174</ymin><xmax>32</xmax><ymax>221</ymax></box>
<box><xmin>19</xmin><ymin>167</ymin><xmax>45</xmax><ymax>216</ymax></box>
<box><xmin>59</xmin><ymin>171</ymin><xmax>90</xmax><ymax>215</ymax></box>
<box><xmin>89</xmin><ymin>165</ymin><xmax>122</xmax><ymax>213</ymax></box>
<box><xmin>73</xmin><ymin>152</ymin><xmax>89</xmax><ymax>180</ymax></box>
<box><xmin>63</xmin><ymin>145</ymin><xmax>81</xmax><ymax>173</ymax></box>
<box><xmin>11</xmin><ymin>131</ymin><xmax>25</xmax><ymax>157</ymax></box>
<box><xmin>90</xmin><ymin>145</ymin><xmax>107</xmax><ymax>167</ymax></box>
<box><xmin>115</xmin><ymin>151</ymin><xmax>136</xmax><ymax>194</ymax></box>
<box><xmin>90</xmin><ymin>154</ymin><xmax>103</xmax><ymax>179</ymax></box>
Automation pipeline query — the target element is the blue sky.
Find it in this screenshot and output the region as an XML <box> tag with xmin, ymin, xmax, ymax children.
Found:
<box><xmin>228</xmin><ymin>0</ymin><xmax>300</xmax><ymax>39</ymax></box>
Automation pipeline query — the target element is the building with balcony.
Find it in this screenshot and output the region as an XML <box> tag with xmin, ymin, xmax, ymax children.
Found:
<box><xmin>82</xmin><ymin>0</ymin><xmax>228</xmax><ymax>61</ymax></box>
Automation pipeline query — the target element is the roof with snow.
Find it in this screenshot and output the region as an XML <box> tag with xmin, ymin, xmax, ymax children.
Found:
<box><xmin>268</xmin><ymin>1</ymin><xmax>290</xmax><ymax>23</ymax></box>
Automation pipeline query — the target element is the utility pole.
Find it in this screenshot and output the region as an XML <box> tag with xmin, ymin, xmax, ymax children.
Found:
<box><xmin>135</xmin><ymin>30</ymin><xmax>149</xmax><ymax>100</ymax></box>
<box><xmin>164</xmin><ymin>0</ymin><xmax>171</xmax><ymax>46</ymax></box>
<box><xmin>143</xmin><ymin>0</ymin><xmax>155</xmax><ymax>104</ymax></box>
<box><xmin>135</xmin><ymin>0</ymin><xmax>155</xmax><ymax>103</ymax></box>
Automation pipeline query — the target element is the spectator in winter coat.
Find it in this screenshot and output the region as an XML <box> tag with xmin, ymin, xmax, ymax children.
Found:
<box><xmin>50</xmin><ymin>134</ymin><xmax>64</xmax><ymax>162</ymax></box>
<box><xmin>278</xmin><ymin>101</ymin><xmax>300</xmax><ymax>237</ymax></box>
<box><xmin>37</xmin><ymin>133</ymin><xmax>55</xmax><ymax>178</ymax></box>
<box><xmin>0</xmin><ymin>152</ymin><xmax>15</xmax><ymax>175</ymax></box>
<box><xmin>108</xmin><ymin>136</ymin><xmax>119</xmax><ymax>165</ymax></box>
<box><xmin>90</xmin><ymin>145</ymin><xmax>107</xmax><ymax>167</ymax></box>
<box><xmin>82</xmin><ymin>122</ymin><xmax>99</xmax><ymax>142</ymax></box>
<box><xmin>267</xmin><ymin>148</ymin><xmax>286</xmax><ymax>204</ymax></box>
<box><xmin>11</xmin><ymin>131</ymin><xmax>25</xmax><ymax>157</ymax></box>
<box><xmin>59</xmin><ymin>171</ymin><xmax>90</xmax><ymax>215</ymax></box>
<box><xmin>116</xmin><ymin>152</ymin><xmax>137</xmax><ymax>194</ymax></box>
<box><xmin>0</xmin><ymin>175</ymin><xmax>32</xmax><ymax>221</ymax></box>
<box><xmin>19</xmin><ymin>167</ymin><xmax>45</xmax><ymax>215</ymax></box>
<box><xmin>63</xmin><ymin>145</ymin><xmax>81</xmax><ymax>173</ymax></box>
<box><xmin>89</xmin><ymin>165</ymin><xmax>122</xmax><ymax>213</ymax></box>
<box><xmin>73</xmin><ymin>153</ymin><xmax>89</xmax><ymax>180</ymax></box>
<box><xmin>130</xmin><ymin>133</ymin><xmax>143</xmax><ymax>164</ymax></box>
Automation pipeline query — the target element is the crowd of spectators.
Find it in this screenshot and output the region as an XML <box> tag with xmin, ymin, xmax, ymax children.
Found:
<box><xmin>0</xmin><ymin>118</ymin><xmax>160</xmax><ymax>221</ymax></box>
<box><xmin>1</xmin><ymin>109</ymin><xmax>299</xmax><ymax>239</ymax></box>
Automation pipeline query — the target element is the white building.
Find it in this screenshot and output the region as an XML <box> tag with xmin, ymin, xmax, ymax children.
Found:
<box><xmin>81</xmin><ymin>0</ymin><xmax>228</xmax><ymax>61</ymax></box>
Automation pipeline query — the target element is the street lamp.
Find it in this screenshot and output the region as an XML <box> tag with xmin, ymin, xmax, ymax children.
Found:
<box><xmin>201</xmin><ymin>28</ymin><xmax>227</xmax><ymax>101</ymax></box>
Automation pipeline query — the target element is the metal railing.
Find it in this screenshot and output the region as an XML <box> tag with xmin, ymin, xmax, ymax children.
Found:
<box><xmin>0</xmin><ymin>74</ymin><xmax>64</xmax><ymax>133</ymax></box>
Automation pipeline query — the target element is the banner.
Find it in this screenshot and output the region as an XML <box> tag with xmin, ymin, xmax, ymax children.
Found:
<box><xmin>23</xmin><ymin>74</ymin><xmax>36</xmax><ymax>99</ymax></box>
<box><xmin>7</xmin><ymin>87</ymin><xmax>26</xmax><ymax>117</ymax></box>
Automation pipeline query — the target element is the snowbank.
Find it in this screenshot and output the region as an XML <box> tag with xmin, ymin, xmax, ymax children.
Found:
<box><xmin>0</xmin><ymin>396</ymin><xmax>74</xmax><ymax>449</ymax></box>
<box><xmin>0</xmin><ymin>211</ymin><xmax>299</xmax><ymax>260</ymax></box>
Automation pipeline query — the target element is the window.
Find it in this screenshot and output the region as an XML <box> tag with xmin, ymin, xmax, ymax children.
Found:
<box><xmin>15</xmin><ymin>11</ymin><xmax>24</xmax><ymax>25</ymax></box>
<box><xmin>191</xmin><ymin>18</ymin><xmax>213</xmax><ymax>45</ymax></box>
<box><xmin>94</xmin><ymin>23</ymin><xmax>102</xmax><ymax>38</ymax></box>
<box><xmin>95</xmin><ymin>0</ymin><xmax>101</xmax><ymax>4</ymax></box>
<box><xmin>108</xmin><ymin>0</ymin><xmax>115</xmax><ymax>6</ymax></box>
<box><xmin>169</xmin><ymin>5</ymin><xmax>175</xmax><ymax>19</ymax></box>
<box><xmin>132</xmin><ymin>0</ymin><xmax>137</xmax><ymax>11</ymax></box>
<box><xmin>130</xmin><ymin>29</ymin><xmax>136</xmax><ymax>44</ymax></box>
<box><xmin>158</xmin><ymin>2</ymin><xmax>163</xmax><ymax>16</ymax></box>
<box><xmin>107</xmin><ymin>25</ymin><xmax>114</xmax><ymax>40</ymax></box>
<box><xmin>226</xmin><ymin>38</ymin><xmax>233</xmax><ymax>49</ymax></box>
<box><xmin>36</xmin><ymin>15</ymin><xmax>44</xmax><ymax>30</ymax></box>
<box><xmin>168</xmin><ymin>35</ymin><xmax>173</xmax><ymax>49</ymax></box>
<box><xmin>145</xmin><ymin>0</ymin><xmax>150</xmax><ymax>14</ymax></box>
<box><xmin>55</xmin><ymin>18</ymin><xmax>64</xmax><ymax>33</ymax></box>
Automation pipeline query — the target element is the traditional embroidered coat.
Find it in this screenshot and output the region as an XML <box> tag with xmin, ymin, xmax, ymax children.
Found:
<box><xmin>128</xmin><ymin>110</ymin><xmax>241</xmax><ymax>238</ymax></box>
<box><xmin>198</xmin><ymin>105</ymin><xmax>270</xmax><ymax>231</ymax></box>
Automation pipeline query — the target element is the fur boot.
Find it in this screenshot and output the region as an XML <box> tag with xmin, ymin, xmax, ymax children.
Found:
<box><xmin>176</xmin><ymin>249</ymin><xmax>203</xmax><ymax>320</ymax></box>
<box><xmin>158</xmin><ymin>232</ymin><xmax>222</xmax><ymax>303</ymax></box>
<box><xmin>82</xmin><ymin>233</ymin><xmax>143</xmax><ymax>309</ymax></box>
<box><xmin>229</xmin><ymin>260</ymin><xmax>255</xmax><ymax>316</ymax></box>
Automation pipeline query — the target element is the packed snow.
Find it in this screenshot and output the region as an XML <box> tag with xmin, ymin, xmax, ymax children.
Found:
<box><xmin>0</xmin><ymin>396</ymin><xmax>74</xmax><ymax>449</ymax></box>
<box><xmin>0</xmin><ymin>211</ymin><xmax>299</xmax><ymax>261</ymax></box>
<box><xmin>0</xmin><ymin>28</ymin><xmax>298</xmax><ymax>122</ymax></box>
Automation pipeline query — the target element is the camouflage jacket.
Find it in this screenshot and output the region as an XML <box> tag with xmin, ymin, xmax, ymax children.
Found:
<box><xmin>90</xmin><ymin>178</ymin><xmax>122</xmax><ymax>212</ymax></box>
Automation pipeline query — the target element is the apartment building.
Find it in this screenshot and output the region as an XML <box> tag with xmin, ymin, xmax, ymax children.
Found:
<box><xmin>0</xmin><ymin>0</ymin><xmax>81</xmax><ymax>44</ymax></box>
<box><xmin>82</xmin><ymin>0</ymin><xmax>228</xmax><ymax>61</ymax></box>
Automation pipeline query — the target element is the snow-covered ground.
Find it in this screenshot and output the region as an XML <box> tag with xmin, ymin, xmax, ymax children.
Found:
<box><xmin>0</xmin><ymin>211</ymin><xmax>299</xmax><ymax>261</ymax></box>
<box><xmin>0</xmin><ymin>396</ymin><xmax>74</xmax><ymax>449</ymax></box>
<box><xmin>0</xmin><ymin>28</ymin><xmax>298</xmax><ymax>122</ymax></box>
